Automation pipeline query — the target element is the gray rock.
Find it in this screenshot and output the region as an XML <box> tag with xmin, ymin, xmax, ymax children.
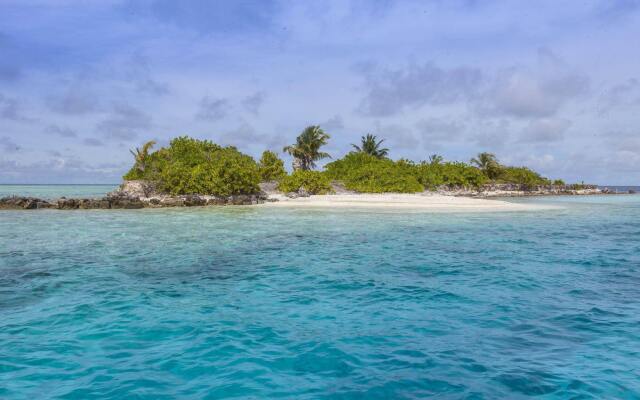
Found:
<box><xmin>0</xmin><ymin>196</ymin><xmax>53</xmax><ymax>210</ymax></box>
<box><xmin>78</xmin><ymin>199</ymin><xmax>110</xmax><ymax>209</ymax></box>
<box><xmin>160</xmin><ymin>198</ymin><xmax>184</xmax><ymax>207</ymax></box>
<box><xmin>37</xmin><ymin>201</ymin><xmax>54</xmax><ymax>209</ymax></box>
<box><xmin>259</xmin><ymin>181</ymin><xmax>279</xmax><ymax>195</ymax></box>
<box><xmin>108</xmin><ymin>194</ymin><xmax>144</xmax><ymax>209</ymax></box>
<box><xmin>184</xmin><ymin>195</ymin><xmax>205</xmax><ymax>207</ymax></box>
<box><xmin>206</xmin><ymin>197</ymin><xmax>227</xmax><ymax>206</ymax></box>
<box><xmin>108</xmin><ymin>180</ymin><xmax>161</xmax><ymax>198</ymax></box>
<box><xmin>57</xmin><ymin>198</ymin><xmax>79</xmax><ymax>209</ymax></box>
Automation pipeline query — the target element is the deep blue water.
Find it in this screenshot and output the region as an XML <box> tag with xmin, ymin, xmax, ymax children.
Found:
<box><xmin>1</xmin><ymin>191</ymin><xmax>640</xmax><ymax>399</ymax></box>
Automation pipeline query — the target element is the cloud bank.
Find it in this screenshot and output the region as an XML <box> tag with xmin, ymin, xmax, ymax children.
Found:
<box><xmin>0</xmin><ymin>0</ymin><xmax>639</xmax><ymax>184</ymax></box>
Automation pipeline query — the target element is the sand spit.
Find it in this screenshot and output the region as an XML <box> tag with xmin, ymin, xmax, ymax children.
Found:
<box><xmin>262</xmin><ymin>193</ymin><xmax>558</xmax><ymax>212</ymax></box>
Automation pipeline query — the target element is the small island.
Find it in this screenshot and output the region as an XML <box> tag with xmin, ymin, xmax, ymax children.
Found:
<box><xmin>0</xmin><ymin>126</ymin><xmax>614</xmax><ymax>211</ymax></box>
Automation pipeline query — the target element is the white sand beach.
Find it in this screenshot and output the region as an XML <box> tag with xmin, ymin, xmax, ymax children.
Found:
<box><xmin>263</xmin><ymin>193</ymin><xmax>557</xmax><ymax>212</ymax></box>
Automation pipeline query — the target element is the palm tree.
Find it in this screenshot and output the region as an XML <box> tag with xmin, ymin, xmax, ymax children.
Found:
<box><xmin>470</xmin><ymin>152</ymin><xmax>501</xmax><ymax>179</ymax></box>
<box><xmin>283</xmin><ymin>126</ymin><xmax>331</xmax><ymax>170</ymax></box>
<box><xmin>428</xmin><ymin>154</ymin><xmax>443</xmax><ymax>165</ymax></box>
<box><xmin>129</xmin><ymin>140</ymin><xmax>156</xmax><ymax>172</ymax></box>
<box><xmin>351</xmin><ymin>134</ymin><xmax>389</xmax><ymax>158</ymax></box>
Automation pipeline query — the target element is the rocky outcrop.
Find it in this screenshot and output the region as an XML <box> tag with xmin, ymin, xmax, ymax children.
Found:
<box><xmin>111</xmin><ymin>180</ymin><xmax>159</xmax><ymax>198</ymax></box>
<box><xmin>1</xmin><ymin>181</ymin><xmax>268</xmax><ymax>210</ymax></box>
<box><xmin>259</xmin><ymin>181</ymin><xmax>279</xmax><ymax>195</ymax></box>
<box><xmin>0</xmin><ymin>196</ymin><xmax>55</xmax><ymax>210</ymax></box>
<box><xmin>105</xmin><ymin>180</ymin><xmax>268</xmax><ymax>207</ymax></box>
<box><xmin>436</xmin><ymin>183</ymin><xmax>605</xmax><ymax>197</ymax></box>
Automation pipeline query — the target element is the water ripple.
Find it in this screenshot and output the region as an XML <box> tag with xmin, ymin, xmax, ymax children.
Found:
<box><xmin>1</xmin><ymin>196</ymin><xmax>640</xmax><ymax>398</ymax></box>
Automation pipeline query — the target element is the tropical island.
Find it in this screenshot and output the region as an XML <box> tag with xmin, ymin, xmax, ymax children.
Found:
<box><xmin>1</xmin><ymin>125</ymin><xmax>609</xmax><ymax>211</ymax></box>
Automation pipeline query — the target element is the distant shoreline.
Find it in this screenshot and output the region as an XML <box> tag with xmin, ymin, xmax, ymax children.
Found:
<box><xmin>262</xmin><ymin>193</ymin><xmax>559</xmax><ymax>212</ymax></box>
<box><xmin>1</xmin><ymin>181</ymin><xmax>637</xmax><ymax>211</ymax></box>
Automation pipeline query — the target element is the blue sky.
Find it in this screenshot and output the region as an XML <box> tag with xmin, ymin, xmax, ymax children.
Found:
<box><xmin>1</xmin><ymin>0</ymin><xmax>640</xmax><ymax>184</ymax></box>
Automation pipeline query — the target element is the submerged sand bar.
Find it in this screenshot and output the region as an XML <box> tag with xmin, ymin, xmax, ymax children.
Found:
<box><xmin>263</xmin><ymin>193</ymin><xmax>558</xmax><ymax>212</ymax></box>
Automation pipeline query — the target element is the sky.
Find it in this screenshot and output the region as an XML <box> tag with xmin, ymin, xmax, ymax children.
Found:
<box><xmin>1</xmin><ymin>0</ymin><xmax>640</xmax><ymax>184</ymax></box>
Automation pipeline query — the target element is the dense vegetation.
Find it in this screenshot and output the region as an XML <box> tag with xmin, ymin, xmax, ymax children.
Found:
<box><xmin>325</xmin><ymin>153</ymin><xmax>423</xmax><ymax>193</ymax></box>
<box><xmin>258</xmin><ymin>150</ymin><xmax>286</xmax><ymax>182</ymax></box>
<box><xmin>283</xmin><ymin>126</ymin><xmax>331</xmax><ymax>171</ymax></box>
<box><xmin>123</xmin><ymin>136</ymin><xmax>260</xmax><ymax>196</ymax></box>
<box><xmin>123</xmin><ymin>128</ymin><xmax>569</xmax><ymax>196</ymax></box>
<box><xmin>325</xmin><ymin>153</ymin><xmax>492</xmax><ymax>192</ymax></box>
<box><xmin>351</xmin><ymin>134</ymin><xmax>389</xmax><ymax>158</ymax></box>
<box><xmin>277</xmin><ymin>170</ymin><xmax>333</xmax><ymax>194</ymax></box>
<box><xmin>496</xmin><ymin>166</ymin><xmax>550</xmax><ymax>187</ymax></box>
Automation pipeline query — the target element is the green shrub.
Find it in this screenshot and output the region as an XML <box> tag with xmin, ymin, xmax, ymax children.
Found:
<box><xmin>412</xmin><ymin>161</ymin><xmax>487</xmax><ymax>189</ymax></box>
<box><xmin>123</xmin><ymin>168</ymin><xmax>144</xmax><ymax>181</ymax></box>
<box><xmin>552</xmin><ymin>179</ymin><xmax>565</xmax><ymax>186</ymax></box>
<box><xmin>342</xmin><ymin>162</ymin><xmax>423</xmax><ymax>193</ymax></box>
<box><xmin>325</xmin><ymin>153</ymin><xmax>489</xmax><ymax>191</ymax></box>
<box><xmin>325</xmin><ymin>152</ymin><xmax>423</xmax><ymax>193</ymax></box>
<box><xmin>497</xmin><ymin>166</ymin><xmax>549</xmax><ymax>187</ymax></box>
<box><xmin>439</xmin><ymin>162</ymin><xmax>488</xmax><ymax>187</ymax></box>
<box><xmin>324</xmin><ymin>152</ymin><xmax>375</xmax><ymax>180</ymax></box>
<box><xmin>258</xmin><ymin>150</ymin><xmax>286</xmax><ymax>182</ymax></box>
<box><xmin>277</xmin><ymin>170</ymin><xmax>333</xmax><ymax>194</ymax></box>
<box><xmin>122</xmin><ymin>136</ymin><xmax>260</xmax><ymax>196</ymax></box>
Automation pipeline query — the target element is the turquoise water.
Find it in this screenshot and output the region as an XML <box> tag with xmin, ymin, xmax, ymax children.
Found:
<box><xmin>1</xmin><ymin>192</ymin><xmax>640</xmax><ymax>399</ymax></box>
<box><xmin>0</xmin><ymin>185</ymin><xmax>117</xmax><ymax>200</ymax></box>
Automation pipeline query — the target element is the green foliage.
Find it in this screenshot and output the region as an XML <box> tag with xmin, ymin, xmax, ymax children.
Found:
<box><xmin>325</xmin><ymin>153</ymin><xmax>489</xmax><ymax>192</ymax></box>
<box><xmin>324</xmin><ymin>152</ymin><xmax>373</xmax><ymax>180</ymax></box>
<box><xmin>553</xmin><ymin>179</ymin><xmax>565</xmax><ymax>186</ymax></box>
<box><xmin>342</xmin><ymin>163</ymin><xmax>423</xmax><ymax>193</ymax></box>
<box><xmin>283</xmin><ymin>125</ymin><xmax>331</xmax><ymax>170</ymax></box>
<box><xmin>428</xmin><ymin>154</ymin><xmax>443</xmax><ymax>165</ymax></box>
<box><xmin>258</xmin><ymin>150</ymin><xmax>286</xmax><ymax>182</ymax></box>
<box><xmin>414</xmin><ymin>162</ymin><xmax>488</xmax><ymax>189</ymax></box>
<box><xmin>568</xmin><ymin>183</ymin><xmax>589</xmax><ymax>190</ymax></box>
<box><xmin>351</xmin><ymin>134</ymin><xmax>389</xmax><ymax>158</ymax></box>
<box><xmin>497</xmin><ymin>167</ymin><xmax>550</xmax><ymax>187</ymax></box>
<box><xmin>325</xmin><ymin>152</ymin><xmax>423</xmax><ymax>193</ymax></box>
<box><xmin>123</xmin><ymin>167</ymin><xmax>144</xmax><ymax>181</ymax></box>
<box><xmin>470</xmin><ymin>152</ymin><xmax>502</xmax><ymax>179</ymax></box>
<box><xmin>123</xmin><ymin>136</ymin><xmax>260</xmax><ymax>196</ymax></box>
<box><xmin>124</xmin><ymin>140</ymin><xmax>156</xmax><ymax>180</ymax></box>
<box><xmin>121</xmin><ymin>133</ymin><xmax>557</xmax><ymax>197</ymax></box>
<box><xmin>277</xmin><ymin>170</ymin><xmax>333</xmax><ymax>194</ymax></box>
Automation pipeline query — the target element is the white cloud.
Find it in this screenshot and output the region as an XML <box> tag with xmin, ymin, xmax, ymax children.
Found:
<box><xmin>520</xmin><ymin>118</ymin><xmax>571</xmax><ymax>143</ymax></box>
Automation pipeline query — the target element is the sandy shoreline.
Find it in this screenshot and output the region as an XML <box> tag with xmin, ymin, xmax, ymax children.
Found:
<box><xmin>262</xmin><ymin>193</ymin><xmax>558</xmax><ymax>212</ymax></box>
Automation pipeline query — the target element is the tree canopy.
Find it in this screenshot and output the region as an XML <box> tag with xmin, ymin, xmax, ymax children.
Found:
<box><xmin>351</xmin><ymin>134</ymin><xmax>389</xmax><ymax>158</ymax></box>
<box><xmin>123</xmin><ymin>132</ymin><xmax>565</xmax><ymax>196</ymax></box>
<box><xmin>283</xmin><ymin>125</ymin><xmax>331</xmax><ymax>171</ymax></box>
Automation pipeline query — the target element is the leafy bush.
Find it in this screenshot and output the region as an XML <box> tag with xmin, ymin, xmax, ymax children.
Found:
<box><xmin>123</xmin><ymin>168</ymin><xmax>144</xmax><ymax>181</ymax></box>
<box><xmin>123</xmin><ymin>136</ymin><xmax>260</xmax><ymax>196</ymax></box>
<box><xmin>325</xmin><ymin>153</ymin><xmax>488</xmax><ymax>192</ymax></box>
<box><xmin>325</xmin><ymin>152</ymin><xmax>423</xmax><ymax>193</ymax></box>
<box><xmin>277</xmin><ymin>170</ymin><xmax>333</xmax><ymax>194</ymax></box>
<box><xmin>324</xmin><ymin>152</ymin><xmax>374</xmax><ymax>180</ymax></box>
<box><xmin>438</xmin><ymin>162</ymin><xmax>488</xmax><ymax>188</ymax></box>
<box><xmin>552</xmin><ymin>179</ymin><xmax>565</xmax><ymax>186</ymax></box>
<box><xmin>258</xmin><ymin>150</ymin><xmax>286</xmax><ymax>182</ymax></box>
<box><xmin>342</xmin><ymin>162</ymin><xmax>424</xmax><ymax>193</ymax></box>
<box><xmin>413</xmin><ymin>162</ymin><xmax>487</xmax><ymax>189</ymax></box>
<box><xmin>497</xmin><ymin>167</ymin><xmax>550</xmax><ymax>187</ymax></box>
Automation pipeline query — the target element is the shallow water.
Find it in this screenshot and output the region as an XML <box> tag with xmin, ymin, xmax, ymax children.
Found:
<box><xmin>1</xmin><ymin>193</ymin><xmax>640</xmax><ymax>398</ymax></box>
<box><xmin>0</xmin><ymin>184</ymin><xmax>117</xmax><ymax>200</ymax></box>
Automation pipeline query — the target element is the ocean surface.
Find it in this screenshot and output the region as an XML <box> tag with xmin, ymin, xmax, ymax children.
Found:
<box><xmin>0</xmin><ymin>184</ymin><xmax>118</xmax><ymax>200</ymax></box>
<box><xmin>1</xmin><ymin>186</ymin><xmax>640</xmax><ymax>399</ymax></box>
